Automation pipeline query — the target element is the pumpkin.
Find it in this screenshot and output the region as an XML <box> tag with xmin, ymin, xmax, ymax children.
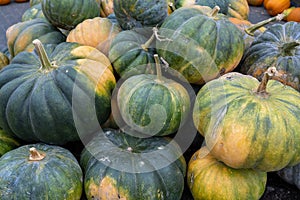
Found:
<box><xmin>29</xmin><ymin>0</ymin><xmax>41</xmax><ymax>7</ymax></box>
<box><xmin>264</xmin><ymin>0</ymin><xmax>291</xmax><ymax>16</ymax></box>
<box><xmin>187</xmin><ymin>146</ymin><xmax>267</xmax><ymax>200</ymax></box>
<box><xmin>108</xmin><ymin>28</ymin><xmax>157</xmax><ymax>78</ymax></box>
<box><xmin>286</xmin><ymin>7</ymin><xmax>300</xmax><ymax>22</ymax></box>
<box><xmin>113</xmin><ymin>0</ymin><xmax>169</xmax><ymax>30</ymax></box>
<box><xmin>156</xmin><ymin>5</ymin><xmax>244</xmax><ymax>84</ymax></box>
<box><xmin>80</xmin><ymin>128</ymin><xmax>186</xmax><ymax>200</ymax></box>
<box><xmin>96</xmin><ymin>0</ymin><xmax>114</xmax><ymax>17</ymax></box>
<box><xmin>277</xmin><ymin>163</ymin><xmax>300</xmax><ymax>190</ymax></box>
<box><xmin>176</xmin><ymin>0</ymin><xmax>250</xmax><ymax>20</ymax></box>
<box><xmin>0</xmin><ymin>0</ymin><xmax>10</xmax><ymax>5</ymax></box>
<box><xmin>0</xmin><ymin>52</ymin><xmax>9</xmax><ymax>69</ymax></box>
<box><xmin>21</xmin><ymin>3</ymin><xmax>45</xmax><ymax>21</ymax></box>
<box><xmin>0</xmin><ymin>143</ymin><xmax>83</xmax><ymax>199</ymax></box>
<box><xmin>41</xmin><ymin>0</ymin><xmax>100</xmax><ymax>30</ymax></box>
<box><xmin>193</xmin><ymin>67</ymin><xmax>300</xmax><ymax>172</ymax></box>
<box><xmin>240</xmin><ymin>21</ymin><xmax>300</xmax><ymax>91</ymax></box>
<box><xmin>0</xmin><ymin>39</ymin><xmax>116</xmax><ymax>145</ymax></box>
<box><xmin>0</xmin><ymin>128</ymin><xmax>20</xmax><ymax>157</ymax></box>
<box><xmin>6</xmin><ymin>18</ymin><xmax>66</xmax><ymax>58</ymax></box>
<box><xmin>115</xmin><ymin>55</ymin><xmax>191</xmax><ymax>136</ymax></box>
<box><xmin>15</xmin><ymin>0</ymin><xmax>29</xmax><ymax>2</ymax></box>
<box><xmin>67</xmin><ymin>17</ymin><xmax>121</xmax><ymax>57</ymax></box>
<box><xmin>247</xmin><ymin>0</ymin><xmax>264</xmax><ymax>6</ymax></box>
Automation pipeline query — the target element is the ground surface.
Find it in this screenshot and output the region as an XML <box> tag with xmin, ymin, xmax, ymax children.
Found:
<box><xmin>0</xmin><ymin>1</ymin><xmax>299</xmax><ymax>200</ymax></box>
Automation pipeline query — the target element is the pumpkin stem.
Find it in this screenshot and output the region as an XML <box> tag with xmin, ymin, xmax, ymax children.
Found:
<box><xmin>32</xmin><ymin>39</ymin><xmax>56</xmax><ymax>71</ymax></box>
<box><xmin>154</xmin><ymin>54</ymin><xmax>163</xmax><ymax>82</ymax></box>
<box><xmin>168</xmin><ymin>2</ymin><xmax>176</xmax><ymax>13</ymax></box>
<box><xmin>279</xmin><ymin>41</ymin><xmax>300</xmax><ymax>56</ymax></box>
<box><xmin>245</xmin><ymin>13</ymin><xmax>287</xmax><ymax>36</ymax></box>
<box><xmin>256</xmin><ymin>67</ymin><xmax>284</xmax><ymax>95</ymax></box>
<box><xmin>209</xmin><ymin>6</ymin><xmax>220</xmax><ymax>17</ymax></box>
<box><xmin>29</xmin><ymin>147</ymin><xmax>46</xmax><ymax>161</ymax></box>
<box><xmin>141</xmin><ymin>31</ymin><xmax>155</xmax><ymax>51</ymax></box>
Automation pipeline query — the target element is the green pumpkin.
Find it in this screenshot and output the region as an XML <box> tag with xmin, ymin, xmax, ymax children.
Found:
<box><xmin>193</xmin><ymin>68</ymin><xmax>300</xmax><ymax>172</ymax></box>
<box><xmin>175</xmin><ymin>0</ymin><xmax>249</xmax><ymax>20</ymax></box>
<box><xmin>0</xmin><ymin>128</ymin><xmax>20</xmax><ymax>157</ymax></box>
<box><xmin>6</xmin><ymin>18</ymin><xmax>66</xmax><ymax>58</ymax></box>
<box><xmin>109</xmin><ymin>28</ymin><xmax>157</xmax><ymax>78</ymax></box>
<box><xmin>0</xmin><ymin>40</ymin><xmax>116</xmax><ymax>145</ymax></box>
<box><xmin>41</xmin><ymin>0</ymin><xmax>100</xmax><ymax>30</ymax></box>
<box><xmin>113</xmin><ymin>0</ymin><xmax>169</xmax><ymax>30</ymax></box>
<box><xmin>188</xmin><ymin>146</ymin><xmax>267</xmax><ymax>200</ymax></box>
<box><xmin>277</xmin><ymin>163</ymin><xmax>300</xmax><ymax>190</ymax></box>
<box><xmin>115</xmin><ymin>55</ymin><xmax>190</xmax><ymax>136</ymax></box>
<box><xmin>240</xmin><ymin>21</ymin><xmax>300</xmax><ymax>91</ymax></box>
<box><xmin>22</xmin><ymin>3</ymin><xmax>45</xmax><ymax>21</ymax></box>
<box><xmin>156</xmin><ymin>5</ymin><xmax>244</xmax><ymax>84</ymax></box>
<box><xmin>80</xmin><ymin>128</ymin><xmax>186</xmax><ymax>200</ymax></box>
<box><xmin>0</xmin><ymin>143</ymin><xmax>83</xmax><ymax>199</ymax></box>
<box><xmin>30</xmin><ymin>0</ymin><xmax>41</xmax><ymax>7</ymax></box>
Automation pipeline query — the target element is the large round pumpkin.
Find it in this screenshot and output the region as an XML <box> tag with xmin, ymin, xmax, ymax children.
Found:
<box><xmin>80</xmin><ymin>128</ymin><xmax>186</xmax><ymax>200</ymax></box>
<box><xmin>0</xmin><ymin>40</ymin><xmax>116</xmax><ymax>145</ymax></box>
<box><xmin>240</xmin><ymin>21</ymin><xmax>300</xmax><ymax>91</ymax></box>
<box><xmin>0</xmin><ymin>143</ymin><xmax>83</xmax><ymax>199</ymax></box>
<box><xmin>277</xmin><ymin>163</ymin><xmax>300</xmax><ymax>190</ymax></box>
<box><xmin>187</xmin><ymin>146</ymin><xmax>267</xmax><ymax>200</ymax></box>
<box><xmin>0</xmin><ymin>128</ymin><xmax>20</xmax><ymax>157</ymax></box>
<box><xmin>193</xmin><ymin>68</ymin><xmax>300</xmax><ymax>172</ymax></box>
<box><xmin>156</xmin><ymin>5</ymin><xmax>244</xmax><ymax>84</ymax></box>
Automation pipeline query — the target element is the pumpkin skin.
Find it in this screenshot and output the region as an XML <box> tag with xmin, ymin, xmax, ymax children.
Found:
<box><xmin>0</xmin><ymin>52</ymin><xmax>9</xmax><ymax>70</ymax></box>
<box><xmin>240</xmin><ymin>22</ymin><xmax>300</xmax><ymax>91</ymax></box>
<box><xmin>67</xmin><ymin>17</ymin><xmax>121</xmax><ymax>57</ymax></box>
<box><xmin>247</xmin><ymin>0</ymin><xmax>264</xmax><ymax>6</ymax></box>
<box><xmin>41</xmin><ymin>0</ymin><xmax>100</xmax><ymax>30</ymax></box>
<box><xmin>264</xmin><ymin>0</ymin><xmax>291</xmax><ymax>16</ymax></box>
<box><xmin>0</xmin><ymin>40</ymin><xmax>116</xmax><ymax>145</ymax></box>
<box><xmin>80</xmin><ymin>128</ymin><xmax>186</xmax><ymax>200</ymax></box>
<box><xmin>0</xmin><ymin>128</ymin><xmax>20</xmax><ymax>157</ymax></box>
<box><xmin>176</xmin><ymin>0</ymin><xmax>249</xmax><ymax>20</ymax></box>
<box><xmin>0</xmin><ymin>143</ymin><xmax>83</xmax><ymax>199</ymax></box>
<box><xmin>286</xmin><ymin>7</ymin><xmax>300</xmax><ymax>22</ymax></box>
<box><xmin>193</xmin><ymin>71</ymin><xmax>300</xmax><ymax>172</ymax></box>
<box><xmin>6</xmin><ymin>18</ymin><xmax>66</xmax><ymax>58</ymax></box>
<box><xmin>22</xmin><ymin>3</ymin><xmax>45</xmax><ymax>21</ymax></box>
<box><xmin>187</xmin><ymin>146</ymin><xmax>267</xmax><ymax>200</ymax></box>
<box><xmin>0</xmin><ymin>0</ymin><xmax>10</xmax><ymax>5</ymax></box>
<box><xmin>277</xmin><ymin>163</ymin><xmax>300</xmax><ymax>190</ymax></box>
<box><xmin>113</xmin><ymin>0</ymin><xmax>169</xmax><ymax>30</ymax></box>
<box><xmin>156</xmin><ymin>5</ymin><xmax>244</xmax><ymax>84</ymax></box>
<box><xmin>29</xmin><ymin>0</ymin><xmax>41</xmax><ymax>7</ymax></box>
<box><xmin>96</xmin><ymin>0</ymin><xmax>114</xmax><ymax>17</ymax></box>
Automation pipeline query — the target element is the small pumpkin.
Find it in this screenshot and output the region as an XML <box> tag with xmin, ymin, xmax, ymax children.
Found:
<box><xmin>264</xmin><ymin>0</ymin><xmax>291</xmax><ymax>16</ymax></box>
<box><xmin>80</xmin><ymin>128</ymin><xmax>186</xmax><ymax>200</ymax></box>
<box><xmin>286</xmin><ymin>7</ymin><xmax>300</xmax><ymax>22</ymax></box>
<box><xmin>0</xmin><ymin>0</ymin><xmax>10</xmax><ymax>5</ymax></box>
<box><xmin>67</xmin><ymin>17</ymin><xmax>121</xmax><ymax>56</ymax></box>
<box><xmin>277</xmin><ymin>163</ymin><xmax>300</xmax><ymax>190</ymax></box>
<box><xmin>0</xmin><ymin>143</ymin><xmax>83</xmax><ymax>199</ymax></box>
<box><xmin>193</xmin><ymin>67</ymin><xmax>300</xmax><ymax>172</ymax></box>
<box><xmin>0</xmin><ymin>128</ymin><xmax>20</xmax><ymax>157</ymax></box>
<box><xmin>0</xmin><ymin>40</ymin><xmax>116</xmax><ymax>145</ymax></box>
<box><xmin>187</xmin><ymin>146</ymin><xmax>267</xmax><ymax>200</ymax></box>
<box><xmin>21</xmin><ymin>3</ymin><xmax>45</xmax><ymax>21</ymax></box>
<box><xmin>247</xmin><ymin>0</ymin><xmax>264</xmax><ymax>6</ymax></box>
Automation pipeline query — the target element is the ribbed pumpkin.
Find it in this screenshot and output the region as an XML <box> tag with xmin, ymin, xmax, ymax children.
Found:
<box><xmin>0</xmin><ymin>40</ymin><xmax>116</xmax><ymax>145</ymax></box>
<box><xmin>187</xmin><ymin>146</ymin><xmax>267</xmax><ymax>200</ymax></box>
<box><xmin>115</xmin><ymin>55</ymin><xmax>190</xmax><ymax>137</ymax></box>
<box><xmin>67</xmin><ymin>17</ymin><xmax>121</xmax><ymax>56</ymax></box>
<box><xmin>264</xmin><ymin>0</ymin><xmax>291</xmax><ymax>16</ymax></box>
<box><xmin>113</xmin><ymin>0</ymin><xmax>169</xmax><ymax>30</ymax></box>
<box><xmin>80</xmin><ymin>128</ymin><xmax>186</xmax><ymax>200</ymax></box>
<box><xmin>240</xmin><ymin>21</ymin><xmax>300</xmax><ymax>91</ymax></box>
<box><xmin>41</xmin><ymin>0</ymin><xmax>100</xmax><ymax>30</ymax></box>
<box><xmin>277</xmin><ymin>163</ymin><xmax>300</xmax><ymax>190</ymax></box>
<box><xmin>0</xmin><ymin>128</ymin><xmax>20</xmax><ymax>157</ymax></box>
<box><xmin>21</xmin><ymin>3</ymin><xmax>45</xmax><ymax>21</ymax></box>
<box><xmin>286</xmin><ymin>7</ymin><xmax>300</xmax><ymax>22</ymax></box>
<box><xmin>0</xmin><ymin>143</ymin><xmax>83</xmax><ymax>199</ymax></box>
<box><xmin>96</xmin><ymin>0</ymin><xmax>114</xmax><ymax>17</ymax></box>
<box><xmin>176</xmin><ymin>0</ymin><xmax>249</xmax><ymax>20</ymax></box>
<box><xmin>193</xmin><ymin>68</ymin><xmax>300</xmax><ymax>172</ymax></box>
<box><xmin>156</xmin><ymin>5</ymin><xmax>244</xmax><ymax>84</ymax></box>
<box><xmin>108</xmin><ymin>28</ymin><xmax>157</xmax><ymax>78</ymax></box>
<box><xmin>0</xmin><ymin>52</ymin><xmax>9</xmax><ymax>70</ymax></box>
<box><xmin>6</xmin><ymin>18</ymin><xmax>66</xmax><ymax>58</ymax></box>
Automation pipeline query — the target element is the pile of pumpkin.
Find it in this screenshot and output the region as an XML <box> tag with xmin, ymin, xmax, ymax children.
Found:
<box><xmin>0</xmin><ymin>0</ymin><xmax>300</xmax><ymax>199</ymax></box>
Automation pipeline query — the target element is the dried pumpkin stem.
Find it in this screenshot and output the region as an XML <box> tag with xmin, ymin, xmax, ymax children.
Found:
<box><xmin>29</xmin><ymin>147</ymin><xmax>46</xmax><ymax>161</ymax></box>
<box><xmin>209</xmin><ymin>6</ymin><xmax>220</xmax><ymax>17</ymax></box>
<box><xmin>279</xmin><ymin>41</ymin><xmax>300</xmax><ymax>56</ymax></box>
<box><xmin>154</xmin><ymin>54</ymin><xmax>163</xmax><ymax>82</ymax></box>
<box><xmin>32</xmin><ymin>39</ymin><xmax>54</xmax><ymax>71</ymax></box>
<box><xmin>256</xmin><ymin>67</ymin><xmax>285</xmax><ymax>95</ymax></box>
<box><xmin>141</xmin><ymin>31</ymin><xmax>155</xmax><ymax>51</ymax></box>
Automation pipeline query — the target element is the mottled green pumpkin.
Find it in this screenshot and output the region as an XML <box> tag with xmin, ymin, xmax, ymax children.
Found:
<box><xmin>80</xmin><ymin>128</ymin><xmax>186</xmax><ymax>200</ymax></box>
<box><xmin>0</xmin><ymin>128</ymin><xmax>20</xmax><ymax>157</ymax></box>
<box><xmin>277</xmin><ymin>163</ymin><xmax>300</xmax><ymax>190</ymax></box>
<box><xmin>0</xmin><ymin>40</ymin><xmax>116</xmax><ymax>145</ymax></box>
<box><xmin>240</xmin><ymin>21</ymin><xmax>300</xmax><ymax>91</ymax></box>
<box><xmin>113</xmin><ymin>0</ymin><xmax>169</xmax><ymax>30</ymax></box>
<box><xmin>22</xmin><ymin>3</ymin><xmax>45</xmax><ymax>21</ymax></box>
<box><xmin>156</xmin><ymin>5</ymin><xmax>244</xmax><ymax>84</ymax></box>
<box><xmin>0</xmin><ymin>143</ymin><xmax>83</xmax><ymax>199</ymax></box>
<box><xmin>6</xmin><ymin>18</ymin><xmax>66</xmax><ymax>58</ymax></box>
<box><xmin>187</xmin><ymin>146</ymin><xmax>267</xmax><ymax>200</ymax></box>
<box><xmin>193</xmin><ymin>69</ymin><xmax>300</xmax><ymax>172</ymax></box>
<box><xmin>41</xmin><ymin>0</ymin><xmax>100</xmax><ymax>30</ymax></box>
<box><xmin>29</xmin><ymin>0</ymin><xmax>41</xmax><ymax>7</ymax></box>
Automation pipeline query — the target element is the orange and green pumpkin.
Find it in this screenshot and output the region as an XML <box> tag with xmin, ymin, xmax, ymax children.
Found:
<box><xmin>0</xmin><ymin>143</ymin><xmax>83</xmax><ymax>199</ymax></box>
<box><xmin>0</xmin><ymin>128</ymin><xmax>20</xmax><ymax>157</ymax></box>
<box><xmin>0</xmin><ymin>40</ymin><xmax>116</xmax><ymax>145</ymax></box>
<box><xmin>240</xmin><ymin>21</ymin><xmax>300</xmax><ymax>91</ymax></box>
<box><xmin>187</xmin><ymin>146</ymin><xmax>267</xmax><ymax>200</ymax></box>
<box><xmin>193</xmin><ymin>68</ymin><xmax>300</xmax><ymax>172</ymax></box>
<box><xmin>156</xmin><ymin>5</ymin><xmax>244</xmax><ymax>84</ymax></box>
<box><xmin>80</xmin><ymin>128</ymin><xmax>186</xmax><ymax>200</ymax></box>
